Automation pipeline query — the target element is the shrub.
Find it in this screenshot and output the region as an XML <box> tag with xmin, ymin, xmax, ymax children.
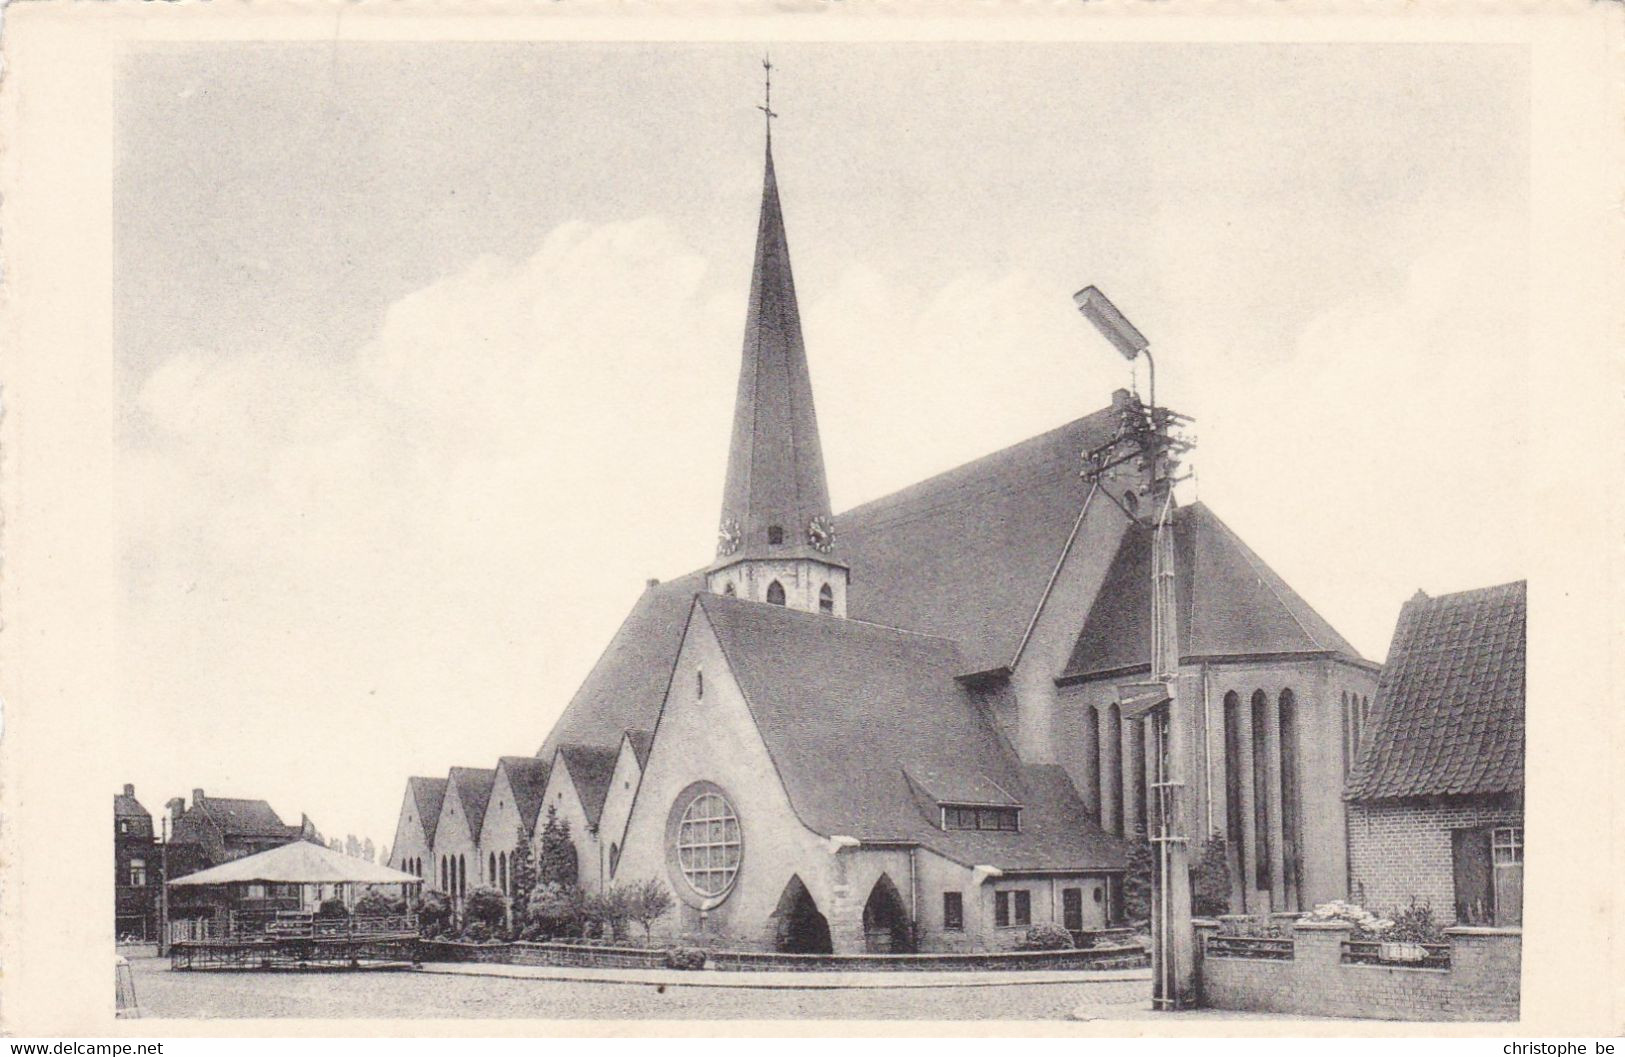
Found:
<box><xmin>584</xmin><ymin>886</ymin><xmax>632</xmax><ymax>942</ymax></box>
<box><xmin>1122</xmin><ymin>840</ymin><xmax>1154</xmax><ymax>922</ymax></box>
<box><xmin>526</xmin><ymin>881</ymin><xmax>587</xmax><ymax>939</ymax></box>
<box><xmin>664</xmin><ymin>946</ymin><xmax>707</xmax><ymax>970</ymax></box>
<box><xmin>412</xmin><ymin>891</ymin><xmax>453</xmax><ymax>937</ymax></box>
<box><xmin>464</xmin><ymin>885</ymin><xmax>509</xmax><ymax>930</ymax></box>
<box><xmin>353</xmin><ymin>891</ymin><xmax>407</xmax><ymax>918</ymax></box>
<box><xmin>1384</xmin><ymin>899</ymin><xmax>1445</xmax><ymax>944</ymax></box>
<box><xmin>463</xmin><ymin>920</ymin><xmax>494</xmax><ymax>943</ymax></box>
<box><xmin>1016</xmin><ymin>924</ymin><xmax>1074</xmax><ymax>951</ymax></box>
<box><xmin>316</xmin><ymin>897</ymin><xmax>349</xmax><ymax>919</ymax></box>
<box><xmin>1190</xmin><ymin>834</ymin><xmax>1232</xmax><ymax>917</ymax></box>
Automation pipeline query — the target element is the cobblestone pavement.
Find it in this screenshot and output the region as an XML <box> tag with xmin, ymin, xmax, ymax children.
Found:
<box><xmin>129</xmin><ymin>956</ymin><xmax>1151</xmax><ymax>1021</ymax></box>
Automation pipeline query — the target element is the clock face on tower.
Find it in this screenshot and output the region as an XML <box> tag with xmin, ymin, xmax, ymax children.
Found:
<box><xmin>717</xmin><ymin>517</ymin><xmax>742</xmax><ymax>557</ymax></box>
<box><xmin>807</xmin><ymin>515</ymin><xmax>836</xmax><ymax>554</ymax></box>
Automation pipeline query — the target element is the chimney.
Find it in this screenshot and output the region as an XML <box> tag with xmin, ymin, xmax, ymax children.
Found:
<box><xmin>646</xmin><ymin>578</ymin><xmax>660</xmax><ymax>589</ymax></box>
<box><xmin>193</xmin><ymin>788</ymin><xmax>205</xmax><ymax>805</ymax></box>
<box><xmin>123</xmin><ymin>783</ymin><xmax>135</xmax><ymax>798</ymax></box>
<box><xmin>166</xmin><ymin>797</ymin><xmax>185</xmax><ymax>823</ymax></box>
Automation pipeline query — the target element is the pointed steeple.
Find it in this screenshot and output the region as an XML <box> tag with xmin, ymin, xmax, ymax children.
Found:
<box><xmin>716</xmin><ymin>124</ymin><xmax>835</xmax><ymax>561</ymax></box>
<box><xmin>710</xmin><ymin>72</ymin><xmax>846</xmax><ymax>617</ymax></box>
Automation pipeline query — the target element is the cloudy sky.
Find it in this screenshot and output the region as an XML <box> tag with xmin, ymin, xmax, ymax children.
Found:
<box><xmin>114</xmin><ymin>42</ymin><xmax>1528</xmax><ymax>848</ymax></box>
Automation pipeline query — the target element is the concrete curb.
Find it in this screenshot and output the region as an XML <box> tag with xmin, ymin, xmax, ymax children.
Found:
<box><xmin>418</xmin><ymin>961</ymin><xmax>1153</xmax><ymax>991</ymax></box>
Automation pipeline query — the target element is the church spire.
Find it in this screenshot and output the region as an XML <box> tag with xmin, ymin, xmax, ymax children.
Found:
<box><xmin>710</xmin><ymin>66</ymin><xmax>847</xmax><ymax>616</ymax></box>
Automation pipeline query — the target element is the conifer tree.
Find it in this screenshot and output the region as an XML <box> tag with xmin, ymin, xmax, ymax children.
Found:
<box><xmin>537</xmin><ymin>804</ymin><xmax>578</xmax><ymax>887</ymax></box>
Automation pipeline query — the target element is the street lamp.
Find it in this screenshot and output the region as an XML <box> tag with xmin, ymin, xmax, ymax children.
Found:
<box><xmin>1074</xmin><ymin>285</ymin><xmax>1154</xmax><ymax>412</ymax></box>
<box><xmin>1073</xmin><ymin>284</ymin><xmax>1195</xmax><ymax>1011</ymax></box>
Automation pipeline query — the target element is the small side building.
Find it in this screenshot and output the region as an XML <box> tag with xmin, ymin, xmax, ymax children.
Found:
<box><xmin>430</xmin><ymin>766</ymin><xmax>495</xmax><ymax>907</ymax></box>
<box><xmin>477</xmin><ymin>756</ymin><xmax>551</xmax><ymax>898</ymax></box>
<box><xmin>535</xmin><ymin>744</ymin><xmax>619</xmax><ymax>893</ymax></box>
<box><xmin>114</xmin><ymin>784</ymin><xmax>159</xmax><ymax>941</ymax></box>
<box><xmin>1345</xmin><ymin>581</ymin><xmax>1526</xmax><ymax>925</ymax></box>
<box><xmin>386</xmin><ymin>776</ymin><xmax>446</xmax><ymax>899</ymax></box>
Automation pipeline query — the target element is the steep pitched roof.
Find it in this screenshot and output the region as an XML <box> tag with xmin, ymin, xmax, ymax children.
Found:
<box><xmin>115</xmin><ymin>791</ymin><xmax>151</xmax><ymax>819</ymax></box>
<box><xmin>1345</xmin><ymin>581</ymin><xmax>1526</xmax><ymax>801</ymax></box>
<box><xmin>446</xmin><ymin>767</ymin><xmax>496</xmax><ymax>836</ymax></box>
<box><xmin>540</xmin><ymin>407</ymin><xmax>1124</xmax><ymax>756</ymax></box>
<box><xmin>1062</xmin><ymin>502</ymin><xmax>1364</xmax><ymax>680</ymax></box>
<box><xmin>716</xmin><ymin>140</ymin><xmax>834</xmax><ymax>563</ymax></box>
<box><xmin>495</xmin><ymin>757</ymin><xmax>550</xmax><ymax>834</ymax></box>
<box><xmin>839</xmin><ymin>407</ymin><xmax>1120</xmax><ymax>675</ymax></box>
<box><xmin>558</xmin><ymin>744</ymin><xmax>620</xmax><ymax>829</ymax></box>
<box><xmin>408</xmin><ymin>776</ymin><xmax>448</xmax><ymax>846</ymax></box>
<box><xmin>624</xmin><ymin>729</ymin><xmax>655</xmax><ymax>769</ymax></box>
<box><xmin>539</xmin><ymin>574</ymin><xmax>702</xmax><ymax>758</ymax></box>
<box><xmin>697</xmin><ymin>593</ymin><xmax>1131</xmax><ymax>871</ymax></box>
<box><xmin>194</xmin><ymin>797</ymin><xmax>291</xmax><ymax>838</ymax></box>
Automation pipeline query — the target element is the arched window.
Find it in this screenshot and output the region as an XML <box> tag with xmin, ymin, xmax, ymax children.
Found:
<box><xmin>697</xmin><ymin>669</ymin><xmax>705</xmax><ymax>698</ymax></box>
<box><xmin>767</xmin><ymin>581</ymin><xmax>786</xmax><ymax>606</ymax></box>
<box><xmin>819</xmin><ymin>583</ymin><xmax>834</xmax><ymax>614</ymax></box>
<box><xmin>1106</xmin><ymin>703</ymin><xmax>1124</xmax><ymax>836</ymax></box>
<box><xmin>767</xmin><ymin>525</ymin><xmax>784</xmax><ymax>545</ymax></box>
<box><xmin>1222</xmin><ymin>691</ymin><xmax>1246</xmax><ymax>910</ymax></box>
<box><xmin>723</xmin><ymin>582</ymin><xmax>736</xmax><ymax>597</ymax></box>
<box><xmin>609</xmin><ymin>842</ymin><xmax>620</xmax><ymax>876</ymax></box>
<box><xmin>489</xmin><ymin>852</ymin><xmax>497</xmax><ymax>886</ymax></box>
<box><xmin>458</xmin><ymin>854</ymin><xmax>467</xmax><ymax>897</ymax></box>
<box><xmin>440</xmin><ymin>856</ymin><xmax>448</xmax><ymax>891</ymax></box>
<box><xmin>1250</xmin><ymin>690</ymin><xmax>1272</xmax><ymax>890</ymax></box>
<box><xmin>1279</xmin><ymin>689</ymin><xmax>1304</xmax><ymax>909</ymax></box>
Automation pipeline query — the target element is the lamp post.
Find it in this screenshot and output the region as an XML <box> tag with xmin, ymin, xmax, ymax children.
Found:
<box><xmin>1073</xmin><ymin>285</ymin><xmax>1196</xmax><ymax>1011</ymax></box>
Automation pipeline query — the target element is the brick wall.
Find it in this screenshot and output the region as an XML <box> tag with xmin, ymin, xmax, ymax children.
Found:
<box><xmin>1347</xmin><ymin>797</ymin><xmax>1520</xmax><ymax>916</ymax></box>
<box><xmin>1195</xmin><ymin>919</ymin><xmax>1520</xmax><ymax>1021</ymax></box>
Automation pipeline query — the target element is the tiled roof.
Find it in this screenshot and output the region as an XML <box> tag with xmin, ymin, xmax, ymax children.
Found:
<box><xmin>1345</xmin><ymin>581</ymin><xmax>1526</xmax><ymax>801</ymax></box>
<box><xmin>115</xmin><ymin>793</ymin><xmax>151</xmax><ymax>819</ymax></box>
<box><xmin>408</xmin><ymin>777</ymin><xmax>448</xmax><ymax>845</ymax></box>
<box><xmin>496</xmin><ymin>757</ymin><xmax>550</xmax><ymax>834</ymax></box>
<box><xmin>194</xmin><ymin>797</ymin><xmax>291</xmax><ymax>838</ymax></box>
<box><xmin>447</xmin><ymin>767</ymin><xmax>496</xmax><ymax>836</ymax></box>
<box><xmin>697</xmin><ymin>593</ymin><xmax>1131</xmax><ymax>872</ymax></box>
<box><xmin>624</xmin><ymin>729</ymin><xmax>655</xmax><ymax>769</ymax></box>
<box><xmin>717</xmin><ymin>141</ymin><xmax>834</xmax><ymax>563</ymax></box>
<box><xmin>1062</xmin><ymin>503</ymin><xmax>1364</xmax><ymax>679</ymax></box>
<box><xmin>558</xmin><ymin>744</ymin><xmax>620</xmax><ymax>829</ymax></box>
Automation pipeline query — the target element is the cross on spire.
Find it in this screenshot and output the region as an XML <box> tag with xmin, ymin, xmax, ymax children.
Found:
<box><xmin>757</xmin><ymin>56</ymin><xmax>778</xmax><ymax>144</ymax></box>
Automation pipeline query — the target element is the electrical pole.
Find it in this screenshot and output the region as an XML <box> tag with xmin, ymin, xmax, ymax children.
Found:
<box><xmin>158</xmin><ymin>814</ymin><xmax>170</xmax><ymax>956</ymax></box>
<box><xmin>1074</xmin><ymin>286</ymin><xmax>1197</xmax><ymax>1010</ymax></box>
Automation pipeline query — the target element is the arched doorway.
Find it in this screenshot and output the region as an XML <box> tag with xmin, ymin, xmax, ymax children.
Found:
<box><xmin>769</xmin><ymin>875</ymin><xmax>832</xmax><ymax>954</ymax></box>
<box><xmin>862</xmin><ymin>874</ymin><xmax>915</xmax><ymax>953</ymax></box>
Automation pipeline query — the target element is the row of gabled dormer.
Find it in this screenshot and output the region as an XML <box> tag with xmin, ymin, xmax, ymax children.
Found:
<box><xmin>385</xmin><ymin>729</ymin><xmax>654</xmax><ymax>906</ymax></box>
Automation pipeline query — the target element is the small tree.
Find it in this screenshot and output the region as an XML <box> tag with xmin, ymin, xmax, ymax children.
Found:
<box><xmin>510</xmin><ymin>834</ymin><xmax>538</xmax><ymax>910</ymax></box>
<box><xmin>316</xmin><ymin>896</ymin><xmax>349</xmax><ymax>919</ymax></box>
<box><xmin>586</xmin><ymin>885</ymin><xmax>634</xmax><ymax>942</ymax></box>
<box><xmin>1190</xmin><ymin>833</ymin><xmax>1233</xmax><ymax>917</ymax></box>
<box><xmin>537</xmin><ymin>805</ymin><xmax>578</xmax><ymax>888</ymax></box>
<box><xmin>625</xmin><ymin>878</ymin><xmax>675</xmax><ymax>946</ymax></box>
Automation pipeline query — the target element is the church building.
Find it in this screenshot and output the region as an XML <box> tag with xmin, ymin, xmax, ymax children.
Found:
<box><xmin>392</xmin><ymin>106</ymin><xmax>1379</xmax><ymax>953</ymax></box>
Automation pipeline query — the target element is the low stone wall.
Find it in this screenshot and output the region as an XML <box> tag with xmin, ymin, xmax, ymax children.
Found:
<box><xmin>1194</xmin><ymin>919</ymin><xmax>1520</xmax><ymax>1021</ymax></box>
<box><xmin>709</xmin><ymin>944</ymin><xmax>1147</xmax><ymax>973</ymax></box>
<box><xmin>417</xmin><ymin>938</ymin><xmax>1148</xmax><ymax>973</ymax></box>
